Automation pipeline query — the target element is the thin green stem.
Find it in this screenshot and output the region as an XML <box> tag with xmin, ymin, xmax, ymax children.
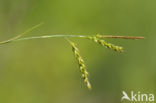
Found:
<box><xmin>96</xmin><ymin>34</ymin><xmax>145</xmax><ymax>40</ymax></box>
<box><xmin>14</xmin><ymin>34</ymin><xmax>89</xmax><ymax>41</ymax></box>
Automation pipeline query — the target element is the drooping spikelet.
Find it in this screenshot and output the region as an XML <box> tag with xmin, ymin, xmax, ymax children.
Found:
<box><xmin>69</xmin><ymin>41</ymin><xmax>91</xmax><ymax>90</ymax></box>
<box><xmin>88</xmin><ymin>36</ymin><xmax>123</xmax><ymax>53</ymax></box>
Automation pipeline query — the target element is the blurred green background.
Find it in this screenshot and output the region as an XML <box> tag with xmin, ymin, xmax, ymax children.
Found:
<box><xmin>0</xmin><ymin>0</ymin><xmax>155</xmax><ymax>103</ymax></box>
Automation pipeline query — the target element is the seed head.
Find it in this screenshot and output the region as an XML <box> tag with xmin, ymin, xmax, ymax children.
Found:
<box><xmin>70</xmin><ymin>41</ymin><xmax>91</xmax><ymax>90</ymax></box>
<box><xmin>89</xmin><ymin>36</ymin><xmax>123</xmax><ymax>53</ymax></box>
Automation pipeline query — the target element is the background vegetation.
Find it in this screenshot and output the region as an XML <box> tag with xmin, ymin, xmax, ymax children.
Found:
<box><xmin>0</xmin><ymin>0</ymin><xmax>155</xmax><ymax>103</ymax></box>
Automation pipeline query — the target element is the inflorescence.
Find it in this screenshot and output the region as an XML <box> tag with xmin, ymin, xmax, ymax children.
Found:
<box><xmin>0</xmin><ymin>23</ymin><xmax>144</xmax><ymax>90</ymax></box>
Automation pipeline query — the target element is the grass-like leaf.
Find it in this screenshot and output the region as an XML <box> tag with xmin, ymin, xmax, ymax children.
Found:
<box><xmin>0</xmin><ymin>22</ymin><xmax>44</xmax><ymax>45</ymax></box>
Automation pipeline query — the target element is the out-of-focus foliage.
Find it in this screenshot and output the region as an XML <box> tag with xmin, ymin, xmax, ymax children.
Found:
<box><xmin>0</xmin><ymin>0</ymin><xmax>155</xmax><ymax>103</ymax></box>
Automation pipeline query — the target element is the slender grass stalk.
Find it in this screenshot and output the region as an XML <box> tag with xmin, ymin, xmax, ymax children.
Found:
<box><xmin>15</xmin><ymin>34</ymin><xmax>88</xmax><ymax>41</ymax></box>
<box><xmin>96</xmin><ymin>34</ymin><xmax>145</xmax><ymax>40</ymax></box>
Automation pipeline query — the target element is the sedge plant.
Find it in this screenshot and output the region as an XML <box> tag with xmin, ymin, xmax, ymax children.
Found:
<box><xmin>0</xmin><ymin>23</ymin><xmax>144</xmax><ymax>90</ymax></box>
